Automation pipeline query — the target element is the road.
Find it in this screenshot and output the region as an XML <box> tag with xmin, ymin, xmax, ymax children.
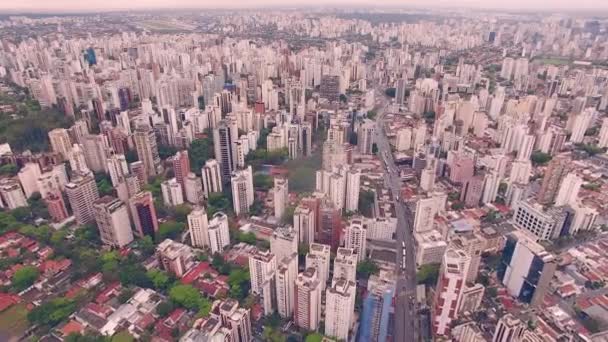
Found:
<box><xmin>372</xmin><ymin>89</ymin><xmax>419</xmax><ymax>342</ymax></box>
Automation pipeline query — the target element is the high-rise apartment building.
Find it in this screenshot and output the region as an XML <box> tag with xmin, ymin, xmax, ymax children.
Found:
<box><xmin>276</xmin><ymin>253</ymin><xmax>297</xmax><ymax>319</ymax></box>
<box><xmin>170</xmin><ymin>150</ymin><xmax>190</xmax><ymax>192</ymax></box>
<box><xmin>0</xmin><ymin>178</ymin><xmax>27</xmax><ymax>210</ymax></box>
<box><xmin>230</xmin><ymin>166</ymin><xmax>254</xmax><ymax>216</ymax></box>
<box><xmin>184</xmin><ymin>173</ymin><xmax>204</xmax><ymax>204</ymax></box>
<box><xmin>129</xmin><ymin>191</ymin><xmax>158</xmax><ymax>238</ymax></box>
<box><xmin>294</xmin><ymin>205</ymin><xmax>315</xmax><ymax>246</ymax></box>
<box><xmin>498</xmin><ymin>231</ymin><xmax>557</xmax><ymax>308</ymax></box>
<box><xmin>325</xmin><ymin>278</ymin><xmax>356</xmax><ymax>341</ymax></box>
<box><xmin>187</xmin><ymin>206</ymin><xmax>209</xmax><ymax>248</ymax></box>
<box><xmin>249</xmin><ymin>249</ymin><xmax>277</xmax><ymax>315</ymax></box>
<box><xmin>134</xmin><ymin>125</ymin><xmax>161</xmax><ymax>179</ymax></box>
<box><xmin>333</xmin><ymin>247</ymin><xmax>358</xmax><ymax>284</ymax></box>
<box><xmin>17</xmin><ymin>162</ymin><xmax>41</xmax><ymax>198</ymax></box>
<box><xmin>272</xmin><ymin>178</ymin><xmax>288</xmax><ymax>219</ymax></box>
<box><xmin>93</xmin><ymin>196</ymin><xmax>133</xmax><ymax>248</ymax></box>
<box><xmin>345</xmin><ymin>167</ymin><xmax>361</xmax><ymax>212</ymax></box>
<box><xmin>208</xmin><ymin>212</ymin><xmax>230</xmax><ymax>254</ymax></box>
<box><xmin>48</xmin><ymin>128</ymin><xmax>73</xmax><ymax>159</ymax></box>
<box><xmin>345</xmin><ymin>218</ymin><xmax>367</xmax><ymax>262</ymax></box>
<box><xmin>161</xmin><ymin>178</ymin><xmax>184</xmax><ymax>206</ymax></box>
<box><xmin>537</xmin><ymin>155</ymin><xmax>569</xmax><ymax>204</ymax></box>
<box><xmin>156</xmin><ymin>239</ymin><xmax>195</xmax><ymax>278</ymax></box>
<box><xmin>554</xmin><ymin>172</ymin><xmax>582</xmax><ymax>206</ymax></box>
<box><xmin>81</xmin><ymin>134</ymin><xmax>110</xmax><ymax>173</ymax></box>
<box><xmin>492</xmin><ymin>314</ymin><xmax>525</xmax><ymax>342</ymax></box>
<box><xmin>319</xmin><ymin>200</ymin><xmax>342</xmax><ymax>251</ymax></box>
<box><xmin>45</xmin><ymin>190</ymin><xmax>69</xmax><ymax>222</ymax></box>
<box><xmin>107</xmin><ymin>153</ymin><xmax>129</xmax><ymax>186</ymax></box>
<box><xmin>65</xmin><ymin>173</ymin><xmax>99</xmax><ymax>225</ymax></box>
<box><xmin>270</xmin><ymin>226</ymin><xmax>298</xmax><ymax>268</ymax></box>
<box><xmin>432</xmin><ymin>248</ymin><xmax>471</xmax><ymax>337</ymax></box>
<box><xmin>306</xmin><ymin>243</ymin><xmax>331</xmax><ymax>291</ymax></box>
<box><xmin>360</xmin><ymin>271</ymin><xmax>395</xmax><ymax>342</ymax></box>
<box><xmin>358</xmin><ymin>119</ymin><xmax>375</xmax><ymax>155</ymax></box>
<box><xmin>294</xmin><ymin>267</ymin><xmax>322</xmax><ymax>331</ymax></box>
<box><xmin>202</xmin><ymin>159</ymin><xmax>223</xmax><ymax>196</ymax></box>
<box><xmin>214</xmin><ymin>118</ymin><xmax>238</xmax><ymax>181</ymax></box>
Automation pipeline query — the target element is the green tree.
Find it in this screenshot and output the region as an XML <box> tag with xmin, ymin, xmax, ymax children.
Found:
<box><xmin>0</xmin><ymin>164</ymin><xmax>18</xmax><ymax>176</ymax></box>
<box><xmin>384</xmin><ymin>88</ymin><xmax>396</xmax><ymax>98</ymax></box>
<box><xmin>305</xmin><ymin>333</ymin><xmax>324</xmax><ymax>342</ymax></box>
<box><xmin>12</xmin><ymin>265</ymin><xmax>39</xmax><ymax>290</ymax></box>
<box><xmin>228</xmin><ymin>268</ymin><xmax>251</xmax><ymax>301</ymax></box>
<box><xmin>253</xmin><ymin>174</ymin><xmax>274</xmax><ymax>190</ymax></box>
<box><xmin>236</xmin><ymin>231</ymin><xmax>257</xmax><ymax>245</ymax></box>
<box><xmin>357</xmin><ymin>259</ymin><xmax>380</xmax><ymax>280</ymax></box>
<box><xmin>416</xmin><ymin>264</ymin><xmax>441</xmax><ymax>286</ymax></box>
<box><xmin>171</xmin><ymin>204</ymin><xmax>192</xmax><ymax>223</ymax></box>
<box><xmin>27</xmin><ymin>297</ymin><xmax>76</xmax><ymax>327</ymax></box>
<box><xmin>366</xmin><ymin>111</ymin><xmax>377</xmax><ymax>120</ymax></box>
<box><xmin>188</xmin><ymin>135</ymin><xmax>214</xmax><ymax>173</ymax></box>
<box><xmin>156</xmin><ymin>300</ymin><xmax>175</xmax><ymax>317</ymax></box>
<box><xmin>358</xmin><ymin>190</ymin><xmax>375</xmax><ymax>217</ymax></box>
<box><xmin>281</xmin><ymin>206</ymin><xmax>295</xmax><ymax>225</ymax></box>
<box><xmin>530</xmin><ymin>150</ymin><xmax>552</xmax><ymax>166</ymax></box>
<box><xmin>147</xmin><ymin>269</ymin><xmax>172</xmax><ymax>291</ymax></box>
<box><xmin>169</xmin><ymin>284</ymin><xmax>203</xmax><ymax>310</ymax></box>
<box><xmin>157</xmin><ymin>221</ymin><xmax>186</xmax><ymax>241</ymax></box>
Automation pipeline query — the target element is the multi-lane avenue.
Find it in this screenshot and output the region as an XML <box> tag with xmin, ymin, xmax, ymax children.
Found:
<box><xmin>373</xmin><ymin>91</ymin><xmax>419</xmax><ymax>342</ymax></box>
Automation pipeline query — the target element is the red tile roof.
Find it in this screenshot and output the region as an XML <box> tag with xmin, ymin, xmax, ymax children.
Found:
<box><xmin>181</xmin><ymin>262</ymin><xmax>210</xmax><ymax>284</ymax></box>
<box><xmin>60</xmin><ymin>320</ymin><xmax>84</xmax><ymax>337</ymax></box>
<box><xmin>0</xmin><ymin>293</ymin><xmax>20</xmax><ymax>312</ymax></box>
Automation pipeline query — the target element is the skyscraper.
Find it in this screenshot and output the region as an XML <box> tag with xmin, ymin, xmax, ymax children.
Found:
<box><xmin>202</xmin><ymin>159</ymin><xmax>223</xmax><ymax>196</ymax></box>
<box><xmin>187</xmin><ymin>206</ymin><xmax>209</xmax><ymax>248</ymax></box>
<box><xmin>134</xmin><ymin>125</ymin><xmax>161</xmax><ymax>180</ymax></box>
<box><xmin>272</xmin><ymin>178</ymin><xmax>288</xmax><ymax>219</ymax></box>
<box><xmin>333</xmin><ymin>247</ymin><xmax>358</xmax><ymax>284</ymax></box>
<box><xmin>319</xmin><ymin>200</ymin><xmax>341</xmax><ymax>251</ymax></box>
<box><xmin>170</xmin><ymin>150</ymin><xmax>191</xmax><ymax>192</ymax></box>
<box><xmin>294</xmin><ymin>205</ymin><xmax>315</xmax><ymax>246</ymax></box>
<box><xmin>81</xmin><ymin>134</ymin><xmax>110</xmax><ymax>173</ymax></box>
<box><xmin>325</xmin><ymin>278</ymin><xmax>356</xmax><ymax>341</ymax></box>
<box><xmin>360</xmin><ymin>271</ymin><xmax>395</xmax><ymax>342</ymax></box>
<box><xmin>345</xmin><ymin>218</ymin><xmax>367</xmax><ymax>262</ymax></box>
<box><xmin>65</xmin><ymin>173</ymin><xmax>99</xmax><ymax>225</ymax></box>
<box><xmin>208</xmin><ymin>212</ymin><xmax>230</xmax><ymax>254</ymax></box>
<box><xmin>48</xmin><ymin>128</ymin><xmax>73</xmax><ymax>159</ymax></box>
<box><xmin>184</xmin><ymin>173</ymin><xmax>204</xmax><ymax>204</ymax></box>
<box><xmin>93</xmin><ymin>196</ymin><xmax>133</xmax><ymax>248</ymax></box>
<box><xmin>498</xmin><ymin>231</ymin><xmax>557</xmax><ymax>308</ymax></box>
<box><xmin>276</xmin><ymin>253</ymin><xmax>297</xmax><ymax>319</ymax></box>
<box><xmin>554</xmin><ymin>172</ymin><xmax>582</xmax><ymax>206</ymax></box>
<box><xmin>161</xmin><ymin>178</ymin><xmax>184</xmax><ymax>207</ymax></box>
<box><xmin>214</xmin><ymin>118</ymin><xmax>238</xmax><ymax>181</ymax></box>
<box><xmin>432</xmin><ymin>248</ymin><xmax>471</xmax><ymax>336</ymax></box>
<box><xmin>294</xmin><ymin>268</ymin><xmax>322</xmax><ymax>331</ymax></box>
<box><xmin>305</xmin><ymin>243</ymin><xmax>331</xmax><ymax>291</ymax></box>
<box><xmin>129</xmin><ymin>191</ymin><xmax>158</xmax><ymax>238</ymax></box>
<box><xmin>230</xmin><ymin>166</ymin><xmax>254</xmax><ymax>216</ymax></box>
<box><xmin>248</xmin><ymin>249</ymin><xmax>277</xmax><ymax>315</ymax></box>
<box><xmin>358</xmin><ymin>119</ymin><xmax>375</xmax><ymax>155</ymax></box>
<box><xmin>537</xmin><ymin>155</ymin><xmax>569</xmax><ymax>204</ymax></box>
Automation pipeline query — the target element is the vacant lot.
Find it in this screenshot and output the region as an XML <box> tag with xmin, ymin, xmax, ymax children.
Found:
<box><xmin>0</xmin><ymin>304</ymin><xmax>28</xmax><ymax>341</ymax></box>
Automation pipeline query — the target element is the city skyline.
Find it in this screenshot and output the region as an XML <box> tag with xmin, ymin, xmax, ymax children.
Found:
<box><xmin>3</xmin><ymin>0</ymin><xmax>608</xmax><ymax>12</ymax></box>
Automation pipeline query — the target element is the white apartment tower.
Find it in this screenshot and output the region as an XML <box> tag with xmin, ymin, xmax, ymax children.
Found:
<box><xmin>325</xmin><ymin>278</ymin><xmax>356</xmax><ymax>341</ymax></box>
<box><xmin>231</xmin><ymin>166</ymin><xmax>254</xmax><ymax>216</ymax></box>
<box><xmin>275</xmin><ymin>253</ymin><xmax>298</xmax><ymax>319</ymax></box>
<box><xmin>161</xmin><ymin>178</ymin><xmax>184</xmax><ymax>206</ymax></box>
<box><xmin>294</xmin><ymin>205</ymin><xmax>315</xmax><ymax>246</ymax></box>
<box><xmin>273</xmin><ymin>178</ymin><xmax>289</xmax><ymax>219</ymax></box>
<box><xmin>294</xmin><ymin>268</ymin><xmax>322</xmax><ymax>331</ymax></box>
<box><xmin>187</xmin><ymin>206</ymin><xmax>209</xmax><ymax>248</ymax></box>
<box><xmin>93</xmin><ymin>196</ymin><xmax>134</xmax><ymax>248</ymax></box>
<box><xmin>306</xmin><ymin>243</ymin><xmax>331</xmax><ymax>291</ymax></box>
<box><xmin>345</xmin><ymin>218</ymin><xmax>367</xmax><ymax>262</ymax></box>
<box><xmin>208</xmin><ymin>212</ymin><xmax>230</xmax><ymax>254</ymax></box>
<box><xmin>333</xmin><ymin>247</ymin><xmax>358</xmax><ymax>284</ymax></box>
<box><xmin>202</xmin><ymin>159</ymin><xmax>223</xmax><ymax>196</ymax></box>
<box><xmin>554</xmin><ymin>172</ymin><xmax>582</xmax><ymax>206</ymax></box>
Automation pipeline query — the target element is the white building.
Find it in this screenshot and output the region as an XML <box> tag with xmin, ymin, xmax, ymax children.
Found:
<box><xmin>248</xmin><ymin>249</ymin><xmax>277</xmax><ymax>315</ymax></box>
<box><xmin>208</xmin><ymin>212</ymin><xmax>230</xmax><ymax>254</ymax></box>
<box><xmin>345</xmin><ymin>168</ymin><xmax>361</xmax><ymax>212</ymax></box>
<box><xmin>187</xmin><ymin>206</ymin><xmax>209</xmax><ymax>248</ymax></box>
<box><xmin>202</xmin><ymin>159</ymin><xmax>223</xmax><ymax>196</ymax></box>
<box><xmin>413</xmin><ymin>192</ymin><xmax>446</xmax><ymax>233</ymax></box>
<box><xmin>0</xmin><ymin>178</ymin><xmax>27</xmax><ymax>209</ymax></box>
<box><xmin>325</xmin><ymin>278</ymin><xmax>356</xmax><ymax>340</ymax></box>
<box><xmin>432</xmin><ymin>248</ymin><xmax>471</xmax><ymax>337</ymax></box>
<box><xmin>294</xmin><ymin>268</ymin><xmax>322</xmax><ymax>331</ymax></box>
<box><xmin>345</xmin><ymin>218</ymin><xmax>367</xmax><ymax>262</ymax></box>
<box><xmin>231</xmin><ymin>166</ymin><xmax>254</xmax><ymax>215</ymax></box>
<box><xmin>294</xmin><ymin>205</ymin><xmax>315</xmax><ymax>246</ymax></box>
<box><xmin>333</xmin><ymin>248</ymin><xmax>358</xmax><ymax>285</ymax></box>
<box><xmin>161</xmin><ymin>178</ymin><xmax>184</xmax><ymax>206</ymax></box>
<box><xmin>271</xmin><ymin>226</ymin><xmax>298</xmax><ymax>269</ymax></box>
<box><xmin>276</xmin><ymin>253</ymin><xmax>298</xmax><ymax>318</ymax></box>
<box><xmin>93</xmin><ymin>196</ymin><xmax>133</xmax><ymax>248</ymax></box>
<box><xmin>184</xmin><ymin>173</ymin><xmax>204</xmax><ymax>204</ymax></box>
<box><xmin>554</xmin><ymin>173</ymin><xmax>582</xmax><ymax>206</ymax></box>
<box><xmin>415</xmin><ymin>229</ymin><xmax>448</xmax><ymax>266</ymax></box>
<box><xmin>306</xmin><ymin>243</ymin><xmax>331</xmax><ymax>291</ymax></box>
<box><xmin>272</xmin><ymin>178</ymin><xmax>289</xmax><ymax>219</ymax></box>
<box><xmin>17</xmin><ymin>163</ymin><xmax>41</xmax><ymax>198</ymax></box>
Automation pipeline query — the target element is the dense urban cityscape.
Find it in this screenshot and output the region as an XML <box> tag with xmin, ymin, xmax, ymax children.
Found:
<box><xmin>0</xmin><ymin>3</ymin><xmax>606</xmax><ymax>342</ymax></box>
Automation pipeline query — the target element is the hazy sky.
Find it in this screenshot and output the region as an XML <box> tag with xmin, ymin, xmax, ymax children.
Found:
<box><xmin>2</xmin><ymin>0</ymin><xmax>608</xmax><ymax>12</ymax></box>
